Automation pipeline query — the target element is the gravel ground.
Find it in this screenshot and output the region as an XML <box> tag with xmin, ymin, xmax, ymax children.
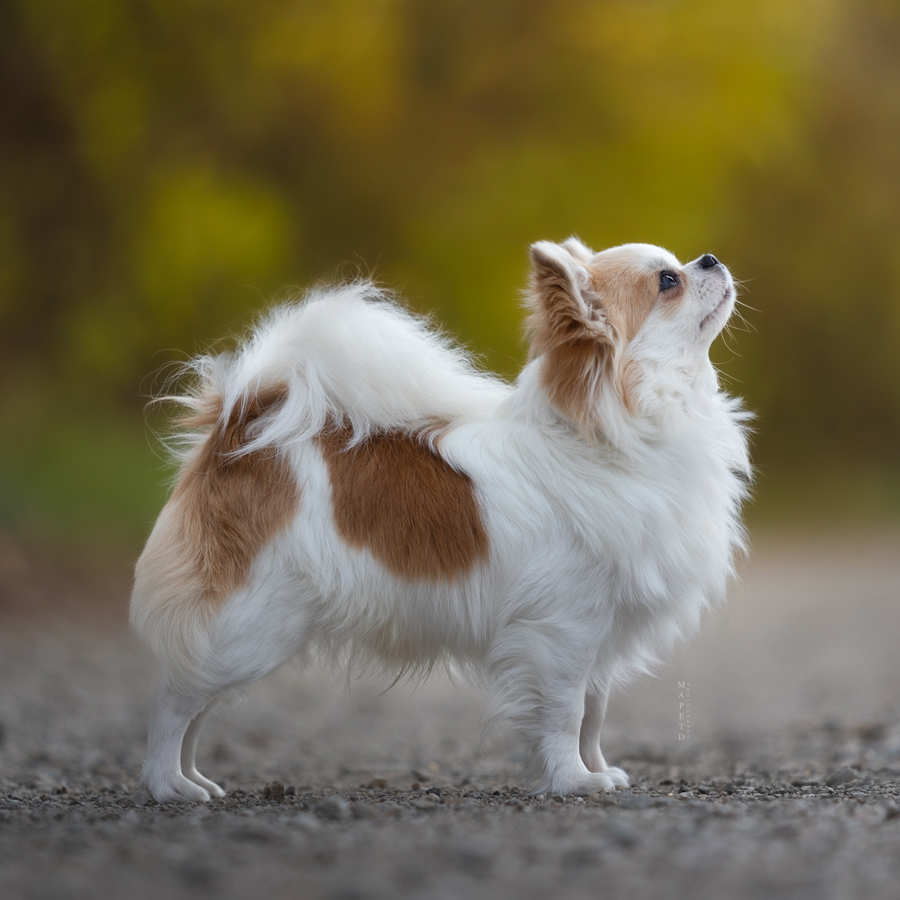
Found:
<box><xmin>2</xmin><ymin>530</ymin><xmax>900</xmax><ymax>900</ymax></box>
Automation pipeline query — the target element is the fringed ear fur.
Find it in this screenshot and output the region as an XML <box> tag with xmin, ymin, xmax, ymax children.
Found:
<box><xmin>560</xmin><ymin>236</ymin><xmax>595</xmax><ymax>263</ymax></box>
<box><xmin>526</xmin><ymin>241</ymin><xmax>625</xmax><ymax>432</ymax></box>
<box><xmin>526</xmin><ymin>241</ymin><xmax>614</xmax><ymax>354</ymax></box>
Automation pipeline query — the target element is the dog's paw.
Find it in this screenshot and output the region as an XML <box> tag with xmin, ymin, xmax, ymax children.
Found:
<box><xmin>580</xmin><ymin>772</ymin><xmax>618</xmax><ymax>795</ymax></box>
<box><xmin>582</xmin><ymin>750</ymin><xmax>630</xmax><ymax>788</ymax></box>
<box><xmin>144</xmin><ymin>775</ymin><xmax>211</xmax><ymax>804</ymax></box>
<box><xmin>604</xmin><ymin>766</ymin><xmax>630</xmax><ymax>789</ymax></box>
<box><xmin>538</xmin><ymin>771</ymin><xmax>618</xmax><ymax>797</ymax></box>
<box><xmin>185</xmin><ymin>769</ymin><xmax>226</xmax><ymax>799</ymax></box>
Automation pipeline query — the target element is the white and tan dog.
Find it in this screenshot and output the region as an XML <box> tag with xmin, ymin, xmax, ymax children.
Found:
<box><xmin>131</xmin><ymin>238</ymin><xmax>750</xmax><ymax>802</ymax></box>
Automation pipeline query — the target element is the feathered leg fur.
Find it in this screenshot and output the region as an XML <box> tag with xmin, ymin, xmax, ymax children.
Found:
<box><xmin>488</xmin><ymin>623</ymin><xmax>621</xmax><ymax>795</ymax></box>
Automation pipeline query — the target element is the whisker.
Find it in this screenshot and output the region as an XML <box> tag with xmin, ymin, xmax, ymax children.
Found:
<box><xmin>729</xmin><ymin>312</ymin><xmax>757</xmax><ymax>335</ymax></box>
<box><xmin>736</xmin><ymin>309</ymin><xmax>758</xmax><ymax>333</ymax></box>
<box><xmin>719</xmin><ymin>324</ymin><xmax>742</xmax><ymax>356</ymax></box>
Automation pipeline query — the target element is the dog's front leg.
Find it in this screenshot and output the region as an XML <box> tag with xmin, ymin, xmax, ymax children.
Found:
<box><xmin>579</xmin><ymin>686</ymin><xmax>629</xmax><ymax>787</ymax></box>
<box><xmin>488</xmin><ymin>625</ymin><xmax>622</xmax><ymax>797</ymax></box>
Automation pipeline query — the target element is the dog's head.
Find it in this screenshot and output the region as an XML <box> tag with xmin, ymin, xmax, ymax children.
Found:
<box><xmin>525</xmin><ymin>237</ymin><xmax>735</xmax><ymax>436</ymax></box>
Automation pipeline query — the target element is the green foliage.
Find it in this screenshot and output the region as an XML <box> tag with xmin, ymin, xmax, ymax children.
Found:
<box><xmin>1</xmin><ymin>0</ymin><xmax>898</xmax><ymax>542</ymax></box>
<box><xmin>0</xmin><ymin>394</ymin><xmax>171</xmax><ymax>552</ymax></box>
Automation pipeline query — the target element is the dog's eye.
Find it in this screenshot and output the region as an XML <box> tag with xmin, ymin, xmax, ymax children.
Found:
<box><xmin>659</xmin><ymin>271</ymin><xmax>679</xmax><ymax>292</ymax></box>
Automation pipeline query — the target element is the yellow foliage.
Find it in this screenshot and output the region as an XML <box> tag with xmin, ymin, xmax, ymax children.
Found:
<box><xmin>133</xmin><ymin>166</ymin><xmax>292</xmax><ymax>334</ymax></box>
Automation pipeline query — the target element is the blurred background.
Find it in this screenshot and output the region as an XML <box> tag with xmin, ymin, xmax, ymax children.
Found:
<box><xmin>1</xmin><ymin>0</ymin><xmax>899</xmax><ymax>555</ymax></box>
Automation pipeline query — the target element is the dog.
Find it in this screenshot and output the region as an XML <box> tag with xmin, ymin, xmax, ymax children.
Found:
<box><xmin>131</xmin><ymin>237</ymin><xmax>750</xmax><ymax>802</ymax></box>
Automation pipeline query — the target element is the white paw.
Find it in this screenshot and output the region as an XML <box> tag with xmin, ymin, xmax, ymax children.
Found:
<box><xmin>604</xmin><ymin>766</ymin><xmax>630</xmax><ymax>789</ymax></box>
<box><xmin>185</xmin><ymin>769</ymin><xmax>226</xmax><ymax>798</ymax></box>
<box><xmin>582</xmin><ymin>751</ymin><xmax>630</xmax><ymax>788</ymax></box>
<box><xmin>539</xmin><ymin>771</ymin><xmax>618</xmax><ymax>796</ymax></box>
<box><xmin>145</xmin><ymin>774</ymin><xmax>211</xmax><ymax>804</ymax></box>
<box><xmin>580</xmin><ymin>772</ymin><xmax>618</xmax><ymax>795</ymax></box>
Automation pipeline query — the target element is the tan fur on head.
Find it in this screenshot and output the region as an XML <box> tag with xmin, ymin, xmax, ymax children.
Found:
<box><xmin>526</xmin><ymin>240</ymin><xmax>663</xmax><ymax>428</ymax></box>
<box><xmin>318</xmin><ymin>423</ymin><xmax>489</xmax><ymax>582</ymax></box>
<box><xmin>585</xmin><ymin>250</ymin><xmax>668</xmax><ymax>342</ymax></box>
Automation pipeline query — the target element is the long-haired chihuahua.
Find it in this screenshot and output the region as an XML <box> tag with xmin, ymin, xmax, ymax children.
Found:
<box><xmin>131</xmin><ymin>238</ymin><xmax>750</xmax><ymax>802</ymax></box>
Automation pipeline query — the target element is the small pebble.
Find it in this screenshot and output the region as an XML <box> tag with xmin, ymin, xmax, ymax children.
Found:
<box><xmin>826</xmin><ymin>768</ymin><xmax>859</xmax><ymax>788</ymax></box>
<box><xmin>263</xmin><ymin>781</ymin><xmax>285</xmax><ymax>803</ymax></box>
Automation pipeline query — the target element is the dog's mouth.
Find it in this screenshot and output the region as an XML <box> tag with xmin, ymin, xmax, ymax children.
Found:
<box><xmin>700</xmin><ymin>287</ymin><xmax>734</xmax><ymax>330</ymax></box>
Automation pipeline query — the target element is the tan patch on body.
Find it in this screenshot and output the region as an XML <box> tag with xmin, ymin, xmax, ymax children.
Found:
<box><xmin>318</xmin><ymin>425</ymin><xmax>488</xmax><ymax>581</ymax></box>
<box><xmin>142</xmin><ymin>386</ymin><xmax>300</xmax><ymax>610</ymax></box>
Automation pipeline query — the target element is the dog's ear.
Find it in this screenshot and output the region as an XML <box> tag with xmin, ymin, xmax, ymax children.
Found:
<box><xmin>561</xmin><ymin>236</ymin><xmax>594</xmax><ymax>263</ymax></box>
<box><xmin>526</xmin><ymin>241</ymin><xmax>626</xmax><ymax>433</ymax></box>
<box><xmin>526</xmin><ymin>241</ymin><xmax>614</xmax><ymax>356</ymax></box>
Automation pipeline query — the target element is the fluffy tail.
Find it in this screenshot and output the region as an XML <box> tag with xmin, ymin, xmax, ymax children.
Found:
<box><xmin>164</xmin><ymin>281</ymin><xmax>510</xmax><ymax>460</ymax></box>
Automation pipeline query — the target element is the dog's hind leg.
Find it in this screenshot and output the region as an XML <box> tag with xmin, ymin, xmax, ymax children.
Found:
<box><xmin>181</xmin><ymin>701</ymin><xmax>225</xmax><ymax>798</ymax></box>
<box><xmin>579</xmin><ymin>685</ymin><xmax>629</xmax><ymax>787</ymax></box>
<box><xmin>140</xmin><ymin>680</ymin><xmax>216</xmax><ymax>804</ymax></box>
<box><xmin>139</xmin><ymin>571</ymin><xmax>315</xmax><ymax>802</ymax></box>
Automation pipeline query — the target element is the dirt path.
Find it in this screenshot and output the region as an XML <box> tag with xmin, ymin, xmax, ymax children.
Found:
<box><xmin>1</xmin><ymin>531</ymin><xmax>899</xmax><ymax>900</ymax></box>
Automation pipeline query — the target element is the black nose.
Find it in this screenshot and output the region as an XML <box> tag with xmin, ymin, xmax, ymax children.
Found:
<box><xmin>699</xmin><ymin>254</ymin><xmax>719</xmax><ymax>269</ymax></box>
